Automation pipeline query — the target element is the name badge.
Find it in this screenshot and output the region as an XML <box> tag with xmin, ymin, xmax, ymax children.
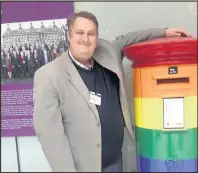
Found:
<box><xmin>89</xmin><ymin>91</ymin><xmax>101</xmax><ymax>106</ymax></box>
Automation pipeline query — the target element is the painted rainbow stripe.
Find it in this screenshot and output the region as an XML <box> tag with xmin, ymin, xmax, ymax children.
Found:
<box><xmin>137</xmin><ymin>155</ymin><xmax>197</xmax><ymax>172</ymax></box>
<box><xmin>133</xmin><ymin>64</ymin><xmax>197</xmax><ymax>98</ymax></box>
<box><xmin>133</xmin><ymin>64</ymin><xmax>197</xmax><ymax>172</ymax></box>
<box><xmin>134</xmin><ymin>97</ymin><xmax>197</xmax><ymax>130</ymax></box>
<box><xmin>135</xmin><ymin>126</ymin><xmax>197</xmax><ymax>160</ymax></box>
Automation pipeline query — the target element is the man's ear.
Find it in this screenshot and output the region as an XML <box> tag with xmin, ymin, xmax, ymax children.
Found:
<box><xmin>67</xmin><ymin>31</ymin><xmax>70</xmax><ymax>43</ymax></box>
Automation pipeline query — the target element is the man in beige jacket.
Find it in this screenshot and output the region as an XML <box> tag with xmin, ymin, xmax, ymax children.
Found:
<box><xmin>33</xmin><ymin>11</ymin><xmax>191</xmax><ymax>172</ymax></box>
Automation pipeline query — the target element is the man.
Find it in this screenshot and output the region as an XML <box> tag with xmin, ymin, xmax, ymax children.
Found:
<box><xmin>1</xmin><ymin>51</ymin><xmax>7</xmax><ymax>79</ymax></box>
<box><xmin>51</xmin><ymin>44</ymin><xmax>60</xmax><ymax>60</ymax></box>
<box><xmin>33</xmin><ymin>49</ymin><xmax>41</xmax><ymax>71</ymax></box>
<box><xmin>57</xmin><ymin>40</ymin><xmax>68</xmax><ymax>55</ymax></box>
<box><xmin>6</xmin><ymin>52</ymin><xmax>12</xmax><ymax>79</ymax></box>
<box><xmin>40</xmin><ymin>44</ymin><xmax>52</xmax><ymax>65</ymax></box>
<box><xmin>19</xmin><ymin>51</ymin><xmax>27</xmax><ymax>78</ymax></box>
<box><xmin>34</xmin><ymin>42</ymin><xmax>42</xmax><ymax>62</ymax></box>
<box><xmin>15</xmin><ymin>49</ymin><xmax>22</xmax><ymax>78</ymax></box>
<box><xmin>26</xmin><ymin>50</ymin><xmax>34</xmax><ymax>78</ymax></box>
<box><xmin>11</xmin><ymin>50</ymin><xmax>20</xmax><ymax>78</ymax></box>
<box><xmin>33</xmin><ymin>11</ymin><xmax>191</xmax><ymax>172</ymax></box>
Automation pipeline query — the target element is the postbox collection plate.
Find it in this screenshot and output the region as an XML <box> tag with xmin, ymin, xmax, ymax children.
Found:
<box><xmin>163</xmin><ymin>98</ymin><xmax>184</xmax><ymax>129</ymax></box>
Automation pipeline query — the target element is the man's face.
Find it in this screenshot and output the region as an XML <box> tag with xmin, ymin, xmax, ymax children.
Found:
<box><xmin>68</xmin><ymin>17</ymin><xmax>97</xmax><ymax>62</ymax></box>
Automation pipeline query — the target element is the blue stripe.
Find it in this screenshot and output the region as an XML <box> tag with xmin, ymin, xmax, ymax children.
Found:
<box><xmin>137</xmin><ymin>155</ymin><xmax>197</xmax><ymax>172</ymax></box>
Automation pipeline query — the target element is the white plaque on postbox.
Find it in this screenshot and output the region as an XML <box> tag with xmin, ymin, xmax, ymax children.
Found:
<box><xmin>163</xmin><ymin>98</ymin><xmax>184</xmax><ymax>129</ymax></box>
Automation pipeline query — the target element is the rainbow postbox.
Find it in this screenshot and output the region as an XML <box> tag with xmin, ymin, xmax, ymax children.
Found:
<box><xmin>123</xmin><ymin>37</ymin><xmax>197</xmax><ymax>172</ymax></box>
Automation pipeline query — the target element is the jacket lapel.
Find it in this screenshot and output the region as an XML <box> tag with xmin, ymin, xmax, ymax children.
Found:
<box><xmin>93</xmin><ymin>46</ymin><xmax>126</xmax><ymax>107</ymax></box>
<box><xmin>59</xmin><ymin>51</ymin><xmax>100</xmax><ymax>121</ymax></box>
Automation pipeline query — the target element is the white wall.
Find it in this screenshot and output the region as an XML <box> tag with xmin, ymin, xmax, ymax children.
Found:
<box><xmin>75</xmin><ymin>2</ymin><xmax>197</xmax><ymax>41</ymax></box>
<box><xmin>1</xmin><ymin>2</ymin><xmax>197</xmax><ymax>172</ymax></box>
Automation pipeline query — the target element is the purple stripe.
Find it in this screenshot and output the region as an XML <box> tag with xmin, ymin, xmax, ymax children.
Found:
<box><xmin>1</xmin><ymin>2</ymin><xmax>74</xmax><ymax>24</ymax></box>
<box><xmin>137</xmin><ymin>155</ymin><xmax>197</xmax><ymax>172</ymax></box>
<box><xmin>1</xmin><ymin>83</ymin><xmax>33</xmax><ymax>90</ymax></box>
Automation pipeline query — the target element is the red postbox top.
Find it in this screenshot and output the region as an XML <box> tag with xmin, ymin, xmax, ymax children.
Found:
<box><xmin>123</xmin><ymin>37</ymin><xmax>197</xmax><ymax>68</ymax></box>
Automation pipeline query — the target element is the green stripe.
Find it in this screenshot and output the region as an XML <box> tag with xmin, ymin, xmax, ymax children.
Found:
<box><xmin>136</xmin><ymin>126</ymin><xmax>197</xmax><ymax>160</ymax></box>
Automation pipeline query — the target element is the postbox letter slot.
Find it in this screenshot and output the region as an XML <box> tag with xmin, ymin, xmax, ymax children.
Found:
<box><xmin>156</xmin><ymin>77</ymin><xmax>189</xmax><ymax>85</ymax></box>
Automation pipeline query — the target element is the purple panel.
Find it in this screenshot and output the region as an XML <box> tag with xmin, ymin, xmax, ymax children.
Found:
<box><xmin>1</xmin><ymin>83</ymin><xmax>36</xmax><ymax>137</ymax></box>
<box><xmin>1</xmin><ymin>2</ymin><xmax>74</xmax><ymax>24</ymax></box>
<box><xmin>1</xmin><ymin>1</ymin><xmax>74</xmax><ymax>137</ymax></box>
<box><xmin>137</xmin><ymin>155</ymin><xmax>198</xmax><ymax>172</ymax></box>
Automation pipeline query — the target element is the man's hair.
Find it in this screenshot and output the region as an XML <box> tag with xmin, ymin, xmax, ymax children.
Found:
<box><xmin>67</xmin><ymin>11</ymin><xmax>99</xmax><ymax>35</ymax></box>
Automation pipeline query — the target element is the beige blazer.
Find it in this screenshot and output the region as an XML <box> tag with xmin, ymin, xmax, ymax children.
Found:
<box><xmin>33</xmin><ymin>28</ymin><xmax>165</xmax><ymax>172</ymax></box>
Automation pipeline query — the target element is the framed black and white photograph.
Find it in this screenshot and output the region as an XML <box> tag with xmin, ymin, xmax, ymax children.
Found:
<box><xmin>1</xmin><ymin>18</ymin><xmax>69</xmax><ymax>82</ymax></box>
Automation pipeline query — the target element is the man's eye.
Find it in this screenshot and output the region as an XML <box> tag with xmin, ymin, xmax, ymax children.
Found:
<box><xmin>77</xmin><ymin>32</ymin><xmax>84</xmax><ymax>35</ymax></box>
<box><xmin>88</xmin><ymin>33</ymin><xmax>95</xmax><ymax>36</ymax></box>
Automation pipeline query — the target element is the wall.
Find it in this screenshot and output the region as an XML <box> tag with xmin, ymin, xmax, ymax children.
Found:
<box><xmin>1</xmin><ymin>2</ymin><xmax>197</xmax><ymax>172</ymax></box>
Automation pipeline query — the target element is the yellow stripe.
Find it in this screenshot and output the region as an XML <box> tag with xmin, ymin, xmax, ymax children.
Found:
<box><xmin>134</xmin><ymin>96</ymin><xmax>197</xmax><ymax>130</ymax></box>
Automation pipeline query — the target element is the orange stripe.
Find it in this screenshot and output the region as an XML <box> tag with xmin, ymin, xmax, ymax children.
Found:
<box><xmin>134</xmin><ymin>67</ymin><xmax>142</xmax><ymax>98</ymax></box>
<box><xmin>133</xmin><ymin>64</ymin><xmax>197</xmax><ymax>98</ymax></box>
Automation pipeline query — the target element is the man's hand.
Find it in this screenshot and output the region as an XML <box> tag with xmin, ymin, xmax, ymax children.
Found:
<box><xmin>165</xmin><ymin>28</ymin><xmax>192</xmax><ymax>37</ymax></box>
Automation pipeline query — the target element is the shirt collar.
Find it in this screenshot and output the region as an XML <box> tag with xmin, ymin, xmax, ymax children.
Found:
<box><xmin>68</xmin><ymin>48</ymin><xmax>94</xmax><ymax>70</ymax></box>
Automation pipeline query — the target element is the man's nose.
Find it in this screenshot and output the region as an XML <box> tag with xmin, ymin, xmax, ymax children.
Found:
<box><xmin>82</xmin><ymin>34</ymin><xmax>89</xmax><ymax>43</ymax></box>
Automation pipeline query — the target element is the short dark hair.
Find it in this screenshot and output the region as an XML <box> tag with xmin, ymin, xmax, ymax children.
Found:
<box><xmin>67</xmin><ymin>11</ymin><xmax>99</xmax><ymax>35</ymax></box>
